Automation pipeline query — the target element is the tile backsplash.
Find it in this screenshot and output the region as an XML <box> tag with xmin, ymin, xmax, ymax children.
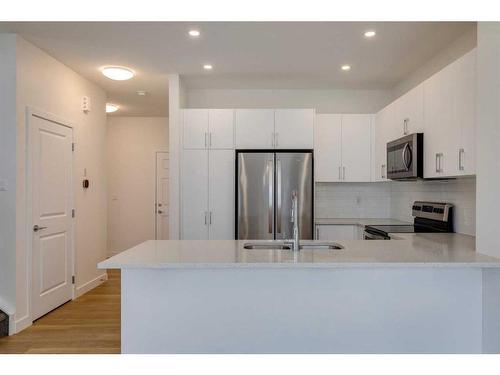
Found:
<box><xmin>315</xmin><ymin>177</ymin><xmax>476</xmax><ymax>235</ymax></box>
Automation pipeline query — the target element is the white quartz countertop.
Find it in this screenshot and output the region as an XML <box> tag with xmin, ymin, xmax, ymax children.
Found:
<box><xmin>314</xmin><ymin>218</ymin><xmax>411</xmax><ymax>226</ymax></box>
<box><xmin>98</xmin><ymin>233</ymin><xmax>500</xmax><ymax>269</ymax></box>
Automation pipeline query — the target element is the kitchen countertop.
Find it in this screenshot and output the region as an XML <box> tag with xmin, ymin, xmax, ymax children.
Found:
<box><xmin>314</xmin><ymin>218</ymin><xmax>411</xmax><ymax>226</ymax></box>
<box><xmin>98</xmin><ymin>233</ymin><xmax>500</xmax><ymax>269</ymax></box>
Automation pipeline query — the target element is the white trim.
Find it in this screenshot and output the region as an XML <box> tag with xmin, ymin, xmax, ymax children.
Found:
<box><xmin>75</xmin><ymin>273</ymin><xmax>108</xmax><ymax>298</ymax></box>
<box><xmin>154</xmin><ymin>151</ymin><xmax>169</xmax><ymax>240</ymax></box>
<box><xmin>13</xmin><ymin>314</ymin><xmax>32</xmax><ymax>334</ymax></box>
<box><xmin>25</xmin><ymin>106</ymin><xmax>76</xmax><ymax>327</ymax></box>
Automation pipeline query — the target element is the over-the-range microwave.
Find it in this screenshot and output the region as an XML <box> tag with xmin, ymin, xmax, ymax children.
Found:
<box><xmin>386</xmin><ymin>133</ymin><xmax>423</xmax><ymax>180</ymax></box>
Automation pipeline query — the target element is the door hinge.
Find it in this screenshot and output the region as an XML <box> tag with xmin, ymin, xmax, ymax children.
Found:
<box><xmin>72</xmin><ymin>275</ymin><xmax>75</xmax><ymax>284</ymax></box>
<box><xmin>72</xmin><ymin>143</ymin><xmax>75</xmax><ymax>152</ymax></box>
<box><xmin>72</xmin><ymin>209</ymin><xmax>75</xmax><ymax>218</ymax></box>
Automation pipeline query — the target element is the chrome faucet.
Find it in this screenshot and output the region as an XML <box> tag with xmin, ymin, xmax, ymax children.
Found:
<box><xmin>289</xmin><ymin>190</ymin><xmax>300</xmax><ymax>252</ymax></box>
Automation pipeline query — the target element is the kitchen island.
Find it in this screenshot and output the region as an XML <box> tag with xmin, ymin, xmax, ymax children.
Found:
<box><xmin>98</xmin><ymin>234</ymin><xmax>500</xmax><ymax>354</ymax></box>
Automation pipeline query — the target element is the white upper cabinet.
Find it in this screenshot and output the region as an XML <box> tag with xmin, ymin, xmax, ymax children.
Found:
<box><xmin>423</xmin><ymin>49</ymin><xmax>476</xmax><ymax>178</ymax></box>
<box><xmin>235</xmin><ymin>109</ymin><xmax>275</xmax><ymax>149</ymax></box>
<box><xmin>314</xmin><ymin>114</ymin><xmax>372</xmax><ymax>183</ymax></box>
<box><xmin>453</xmin><ymin>49</ymin><xmax>476</xmax><ymax>176</ymax></box>
<box><xmin>314</xmin><ymin>114</ymin><xmax>342</xmax><ymax>182</ymax></box>
<box><xmin>274</xmin><ymin>109</ymin><xmax>314</xmax><ymax>149</ymax></box>
<box><xmin>183</xmin><ymin>109</ymin><xmax>209</xmax><ymax>149</ymax></box>
<box><xmin>183</xmin><ymin>109</ymin><xmax>234</xmax><ymax>149</ymax></box>
<box><xmin>208</xmin><ymin>109</ymin><xmax>234</xmax><ymax>149</ymax></box>
<box><xmin>341</xmin><ymin>115</ymin><xmax>372</xmax><ymax>182</ymax></box>
<box><xmin>374</xmin><ymin>104</ymin><xmax>394</xmax><ymax>181</ymax></box>
<box><xmin>394</xmin><ymin>83</ymin><xmax>425</xmax><ymax>136</ymax></box>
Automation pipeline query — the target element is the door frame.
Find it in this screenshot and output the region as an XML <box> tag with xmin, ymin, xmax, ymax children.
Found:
<box><xmin>25</xmin><ymin>106</ymin><xmax>76</xmax><ymax>326</ymax></box>
<box><xmin>154</xmin><ymin>151</ymin><xmax>169</xmax><ymax>240</ymax></box>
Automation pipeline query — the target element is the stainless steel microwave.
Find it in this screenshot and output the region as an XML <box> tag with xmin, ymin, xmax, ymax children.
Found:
<box><xmin>387</xmin><ymin>133</ymin><xmax>423</xmax><ymax>180</ymax></box>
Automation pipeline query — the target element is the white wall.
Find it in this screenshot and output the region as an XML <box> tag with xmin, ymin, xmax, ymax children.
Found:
<box><xmin>187</xmin><ymin>89</ymin><xmax>393</xmax><ymax>114</ymax></box>
<box><xmin>392</xmin><ymin>26</ymin><xmax>477</xmax><ymax>98</ymax></box>
<box><xmin>107</xmin><ymin>116</ymin><xmax>168</xmax><ymax>255</ymax></box>
<box><xmin>316</xmin><ymin>179</ymin><xmax>476</xmax><ymax>236</ymax></box>
<box><xmin>0</xmin><ymin>34</ymin><xmax>17</xmax><ymax>319</ymax></box>
<box><xmin>14</xmin><ymin>36</ymin><xmax>108</xmax><ymax>331</ymax></box>
<box><xmin>476</xmin><ymin>22</ymin><xmax>500</xmax><ymax>257</ymax></box>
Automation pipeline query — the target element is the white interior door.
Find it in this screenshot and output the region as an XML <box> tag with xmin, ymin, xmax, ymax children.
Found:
<box><xmin>29</xmin><ymin>112</ymin><xmax>74</xmax><ymax>321</ymax></box>
<box><xmin>155</xmin><ymin>152</ymin><xmax>169</xmax><ymax>240</ymax></box>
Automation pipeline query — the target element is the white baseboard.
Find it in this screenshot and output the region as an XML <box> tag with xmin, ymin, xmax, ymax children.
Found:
<box><xmin>75</xmin><ymin>272</ymin><xmax>108</xmax><ymax>298</ymax></box>
<box><xmin>13</xmin><ymin>314</ymin><xmax>32</xmax><ymax>334</ymax></box>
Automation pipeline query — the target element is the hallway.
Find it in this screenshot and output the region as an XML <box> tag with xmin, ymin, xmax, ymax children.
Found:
<box><xmin>0</xmin><ymin>271</ymin><xmax>120</xmax><ymax>354</ymax></box>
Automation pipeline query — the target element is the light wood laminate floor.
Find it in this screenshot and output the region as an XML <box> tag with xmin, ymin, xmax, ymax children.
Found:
<box><xmin>0</xmin><ymin>270</ymin><xmax>120</xmax><ymax>354</ymax></box>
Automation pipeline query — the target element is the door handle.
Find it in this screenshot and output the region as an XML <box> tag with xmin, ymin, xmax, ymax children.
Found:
<box><xmin>158</xmin><ymin>210</ymin><xmax>163</xmax><ymax>214</ymax></box>
<box><xmin>277</xmin><ymin>159</ymin><xmax>282</xmax><ymax>233</ymax></box>
<box><xmin>268</xmin><ymin>159</ymin><xmax>273</xmax><ymax>233</ymax></box>
<box><xmin>33</xmin><ymin>225</ymin><xmax>47</xmax><ymax>232</ymax></box>
<box><xmin>459</xmin><ymin>148</ymin><xmax>465</xmax><ymax>171</ymax></box>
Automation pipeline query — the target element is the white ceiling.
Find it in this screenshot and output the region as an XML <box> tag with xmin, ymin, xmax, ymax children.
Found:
<box><xmin>0</xmin><ymin>22</ymin><xmax>474</xmax><ymax>116</ymax></box>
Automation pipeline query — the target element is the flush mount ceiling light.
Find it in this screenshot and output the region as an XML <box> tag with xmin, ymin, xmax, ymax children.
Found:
<box><xmin>188</xmin><ymin>29</ymin><xmax>201</xmax><ymax>37</ymax></box>
<box><xmin>106</xmin><ymin>103</ymin><xmax>119</xmax><ymax>113</ymax></box>
<box><xmin>341</xmin><ymin>65</ymin><xmax>351</xmax><ymax>71</ymax></box>
<box><xmin>364</xmin><ymin>30</ymin><xmax>376</xmax><ymax>38</ymax></box>
<box><xmin>137</xmin><ymin>90</ymin><xmax>148</xmax><ymax>96</ymax></box>
<box><xmin>101</xmin><ymin>66</ymin><xmax>135</xmax><ymax>81</ymax></box>
<box><xmin>203</xmin><ymin>64</ymin><xmax>213</xmax><ymax>70</ymax></box>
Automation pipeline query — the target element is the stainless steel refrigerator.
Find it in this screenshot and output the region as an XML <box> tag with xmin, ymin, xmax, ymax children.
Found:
<box><xmin>236</xmin><ymin>151</ymin><xmax>313</xmax><ymax>240</ymax></box>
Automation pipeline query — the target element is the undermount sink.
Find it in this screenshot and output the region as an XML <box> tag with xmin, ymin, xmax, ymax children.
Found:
<box><xmin>243</xmin><ymin>243</ymin><xmax>292</xmax><ymax>250</ymax></box>
<box><xmin>242</xmin><ymin>242</ymin><xmax>344</xmax><ymax>250</ymax></box>
<box><xmin>299</xmin><ymin>243</ymin><xmax>344</xmax><ymax>250</ymax></box>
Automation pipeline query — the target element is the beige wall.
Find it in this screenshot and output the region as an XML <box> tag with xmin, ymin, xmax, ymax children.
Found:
<box><xmin>187</xmin><ymin>88</ymin><xmax>393</xmax><ymax>114</ymax></box>
<box><xmin>0</xmin><ymin>34</ymin><xmax>17</xmax><ymax>319</ymax></box>
<box><xmin>106</xmin><ymin>116</ymin><xmax>168</xmax><ymax>255</ymax></box>
<box><xmin>14</xmin><ymin>36</ymin><xmax>108</xmax><ymax>331</ymax></box>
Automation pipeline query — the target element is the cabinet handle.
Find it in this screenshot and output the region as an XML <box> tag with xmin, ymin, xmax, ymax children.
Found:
<box><xmin>316</xmin><ymin>227</ymin><xmax>320</xmax><ymax>240</ymax></box>
<box><xmin>275</xmin><ymin>132</ymin><xmax>279</xmax><ymax>147</ymax></box>
<box><xmin>204</xmin><ymin>211</ymin><xmax>208</xmax><ymax>225</ymax></box>
<box><xmin>271</xmin><ymin>132</ymin><xmax>275</xmax><ymax>148</ymax></box>
<box><xmin>403</xmin><ymin>118</ymin><xmax>409</xmax><ymax>135</ymax></box>
<box><xmin>338</xmin><ymin>166</ymin><xmax>342</xmax><ymax>180</ymax></box>
<box><xmin>343</xmin><ymin>166</ymin><xmax>346</xmax><ymax>181</ymax></box>
<box><xmin>204</xmin><ymin>132</ymin><xmax>208</xmax><ymax>148</ymax></box>
<box><xmin>436</xmin><ymin>153</ymin><xmax>444</xmax><ymax>173</ymax></box>
<box><xmin>209</xmin><ymin>211</ymin><xmax>212</xmax><ymax>225</ymax></box>
<box><xmin>459</xmin><ymin>148</ymin><xmax>465</xmax><ymax>171</ymax></box>
<box><xmin>435</xmin><ymin>153</ymin><xmax>439</xmax><ymax>173</ymax></box>
<box><xmin>209</xmin><ymin>132</ymin><xmax>212</xmax><ymax>148</ymax></box>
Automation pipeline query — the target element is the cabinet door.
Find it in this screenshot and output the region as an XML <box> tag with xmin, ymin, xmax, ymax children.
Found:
<box><xmin>454</xmin><ymin>49</ymin><xmax>476</xmax><ymax>176</ymax></box>
<box><xmin>316</xmin><ymin>225</ymin><xmax>356</xmax><ymax>240</ymax></box>
<box><xmin>274</xmin><ymin>109</ymin><xmax>314</xmax><ymax>149</ymax></box>
<box><xmin>209</xmin><ymin>150</ymin><xmax>235</xmax><ymax>239</ymax></box>
<box><xmin>424</xmin><ymin>63</ymin><xmax>456</xmax><ymax>178</ymax></box>
<box><xmin>396</xmin><ymin>83</ymin><xmax>424</xmax><ymax>135</ymax></box>
<box><xmin>314</xmin><ymin>114</ymin><xmax>342</xmax><ymax>182</ymax></box>
<box><xmin>235</xmin><ymin>109</ymin><xmax>275</xmax><ymax>149</ymax></box>
<box><xmin>183</xmin><ymin>109</ymin><xmax>209</xmax><ymax>149</ymax></box>
<box><xmin>209</xmin><ymin>109</ymin><xmax>234</xmax><ymax>149</ymax></box>
<box><xmin>341</xmin><ymin>114</ymin><xmax>372</xmax><ymax>182</ymax></box>
<box><xmin>374</xmin><ymin>106</ymin><xmax>393</xmax><ymax>181</ymax></box>
<box><xmin>181</xmin><ymin>150</ymin><xmax>209</xmax><ymax>239</ymax></box>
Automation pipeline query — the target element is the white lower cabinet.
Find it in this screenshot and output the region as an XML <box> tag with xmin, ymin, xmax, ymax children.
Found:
<box><xmin>315</xmin><ymin>225</ymin><xmax>360</xmax><ymax>241</ymax></box>
<box><xmin>182</xmin><ymin>149</ymin><xmax>235</xmax><ymax>240</ymax></box>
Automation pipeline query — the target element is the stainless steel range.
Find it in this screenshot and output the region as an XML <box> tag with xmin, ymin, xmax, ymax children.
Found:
<box><xmin>363</xmin><ymin>201</ymin><xmax>454</xmax><ymax>240</ymax></box>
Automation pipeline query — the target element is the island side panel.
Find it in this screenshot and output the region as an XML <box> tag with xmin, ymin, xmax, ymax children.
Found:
<box><xmin>121</xmin><ymin>267</ymin><xmax>482</xmax><ymax>354</ymax></box>
<box><xmin>482</xmin><ymin>269</ymin><xmax>500</xmax><ymax>353</ymax></box>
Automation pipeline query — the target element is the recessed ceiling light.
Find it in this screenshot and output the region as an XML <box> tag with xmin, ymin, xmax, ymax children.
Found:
<box><xmin>101</xmin><ymin>66</ymin><xmax>135</xmax><ymax>81</ymax></box>
<box><xmin>364</xmin><ymin>30</ymin><xmax>376</xmax><ymax>38</ymax></box>
<box><xmin>106</xmin><ymin>103</ymin><xmax>119</xmax><ymax>113</ymax></box>
<box><xmin>203</xmin><ymin>64</ymin><xmax>213</xmax><ymax>70</ymax></box>
<box><xmin>341</xmin><ymin>65</ymin><xmax>351</xmax><ymax>71</ymax></box>
<box><xmin>188</xmin><ymin>29</ymin><xmax>200</xmax><ymax>37</ymax></box>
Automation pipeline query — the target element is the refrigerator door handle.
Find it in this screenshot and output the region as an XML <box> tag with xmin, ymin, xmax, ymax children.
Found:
<box><xmin>268</xmin><ymin>159</ymin><xmax>273</xmax><ymax>234</ymax></box>
<box><xmin>277</xmin><ymin>158</ymin><xmax>282</xmax><ymax>234</ymax></box>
